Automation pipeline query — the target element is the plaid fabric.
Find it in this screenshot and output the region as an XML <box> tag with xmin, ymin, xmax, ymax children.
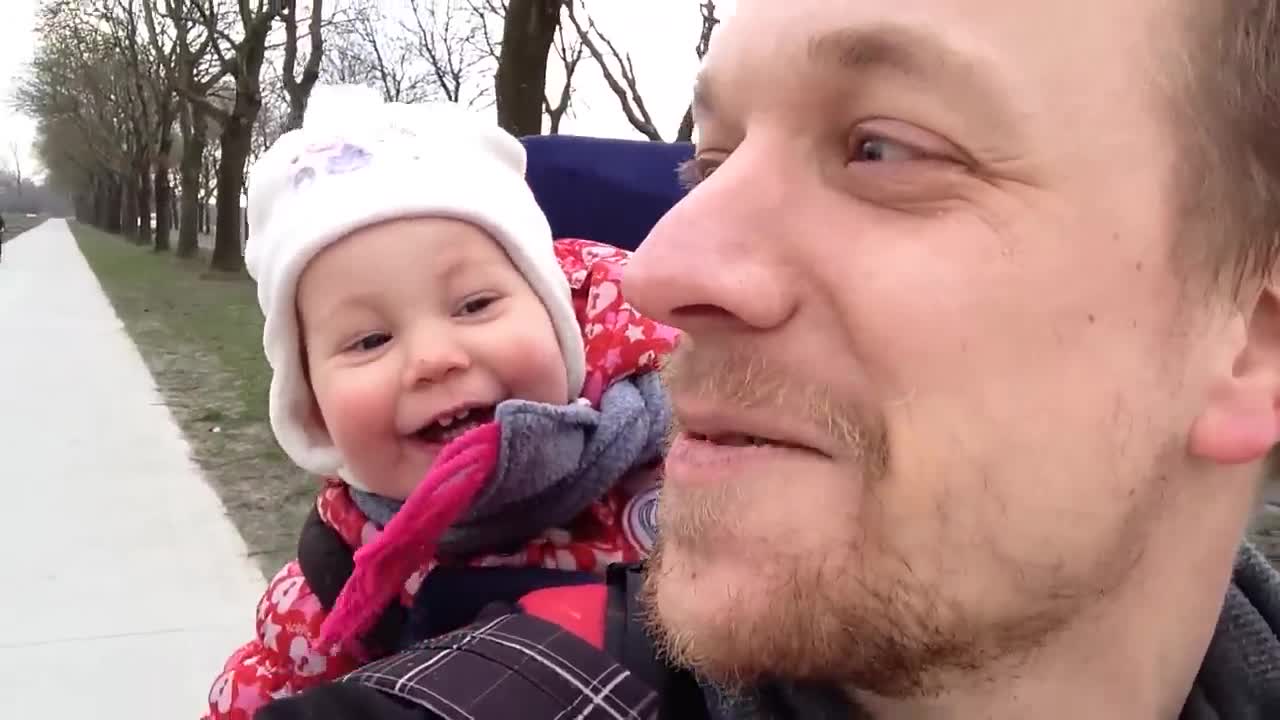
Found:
<box><xmin>344</xmin><ymin>613</ymin><xmax>659</xmax><ymax>720</ymax></box>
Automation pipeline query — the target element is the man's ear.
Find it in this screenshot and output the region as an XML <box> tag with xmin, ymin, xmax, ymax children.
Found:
<box><xmin>1189</xmin><ymin>285</ymin><xmax>1280</xmax><ymax>465</ymax></box>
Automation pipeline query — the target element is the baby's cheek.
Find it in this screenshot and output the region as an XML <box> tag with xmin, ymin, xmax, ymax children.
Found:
<box><xmin>314</xmin><ymin>373</ymin><xmax>397</xmax><ymax>449</ymax></box>
<box><xmin>501</xmin><ymin>326</ymin><xmax>571</xmax><ymax>404</ymax></box>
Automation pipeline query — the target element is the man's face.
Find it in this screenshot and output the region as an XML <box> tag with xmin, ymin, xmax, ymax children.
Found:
<box><xmin>626</xmin><ymin>0</ymin><xmax>1259</xmax><ymax>697</ymax></box>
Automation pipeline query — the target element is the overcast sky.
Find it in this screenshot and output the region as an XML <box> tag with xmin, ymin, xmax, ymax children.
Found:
<box><xmin>0</xmin><ymin>0</ymin><xmax>735</xmax><ymax>181</ymax></box>
<box><xmin>0</xmin><ymin>0</ymin><xmax>40</xmax><ymax>177</ymax></box>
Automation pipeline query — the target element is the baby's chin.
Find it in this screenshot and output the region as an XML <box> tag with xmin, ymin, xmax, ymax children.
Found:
<box><xmin>342</xmin><ymin>453</ymin><xmax>436</xmax><ymax>501</ymax></box>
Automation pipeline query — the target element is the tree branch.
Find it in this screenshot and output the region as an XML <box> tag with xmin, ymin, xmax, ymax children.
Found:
<box><xmin>565</xmin><ymin>1</ymin><xmax>661</xmax><ymax>140</ymax></box>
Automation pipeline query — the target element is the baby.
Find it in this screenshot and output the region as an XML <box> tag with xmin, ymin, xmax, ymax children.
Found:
<box><xmin>204</xmin><ymin>87</ymin><xmax>678</xmax><ymax>720</ymax></box>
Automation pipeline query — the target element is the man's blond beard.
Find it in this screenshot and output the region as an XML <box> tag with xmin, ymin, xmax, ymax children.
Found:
<box><xmin>642</xmin><ymin>338</ymin><xmax>943</xmax><ymax>694</ymax></box>
<box><xmin>639</xmin><ymin>339</ymin><xmax>1172</xmax><ymax>698</ymax></box>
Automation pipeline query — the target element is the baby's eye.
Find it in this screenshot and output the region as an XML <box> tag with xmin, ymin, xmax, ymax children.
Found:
<box><xmin>350</xmin><ymin>332</ymin><xmax>391</xmax><ymax>352</ymax></box>
<box><xmin>457</xmin><ymin>296</ymin><xmax>497</xmax><ymax>317</ymax></box>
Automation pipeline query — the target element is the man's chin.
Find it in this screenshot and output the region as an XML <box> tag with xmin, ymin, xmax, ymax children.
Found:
<box><xmin>642</xmin><ymin>540</ymin><xmax>778</xmax><ymax>687</ymax></box>
<box><xmin>642</xmin><ymin>535</ymin><xmax>977</xmax><ymax>698</ymax></box>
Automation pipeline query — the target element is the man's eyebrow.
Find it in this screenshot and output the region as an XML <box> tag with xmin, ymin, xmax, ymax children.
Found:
<box><xmin>694</xmin><ymin>23</ymin><xmax>1019</xmax><ymax>139</ymax></box>
<box><xmin>809</xmin><ymin>24</ymin><xmax>1017</xmax><ymax>129</ymax></box>
<box><xmin>808</xmin><ymin>23</ymin><xmax>1004</xmax><ymax>92</ymax></box>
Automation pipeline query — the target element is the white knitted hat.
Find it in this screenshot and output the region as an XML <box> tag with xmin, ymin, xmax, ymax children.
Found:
<box><xmin>244</xmin><ymin>85</ymin><xmax>586</xmax><ymax>485</ymax></box>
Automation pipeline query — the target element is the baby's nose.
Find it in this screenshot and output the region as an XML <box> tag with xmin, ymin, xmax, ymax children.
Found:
<box><xmin>401</xmin><ymin>337</ymin><xmax>470</xmax><ymax>387</ymax></box>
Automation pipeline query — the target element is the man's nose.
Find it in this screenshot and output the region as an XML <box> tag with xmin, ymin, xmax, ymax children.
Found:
<box><xmin>624</xmin><ymin>141</ymin><xmax>797</xmax><ymax>334</ymax></box>
<box><xmin>401</xmin><ymin>333</ymin><xmax>470</xmax><ymax>389</ymax></box>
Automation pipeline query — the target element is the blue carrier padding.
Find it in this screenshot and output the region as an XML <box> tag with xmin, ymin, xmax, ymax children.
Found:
<box><xmin>521</xmin><ymin>134</ymin><xmax>695</xmax><ymax>252</ymax></box>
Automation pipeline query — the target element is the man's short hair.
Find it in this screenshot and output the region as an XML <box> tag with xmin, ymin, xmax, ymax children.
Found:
<box><xmin>1180</xmin><ymin>1</ymin><xmax>1280</xmax><ymax>290</ymax></box>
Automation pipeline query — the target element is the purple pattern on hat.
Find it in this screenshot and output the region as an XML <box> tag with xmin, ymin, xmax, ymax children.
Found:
<box><xmin>289</xmin><ymin>141</ymin><xmax>373</xmax><ymax>190</ymax></box>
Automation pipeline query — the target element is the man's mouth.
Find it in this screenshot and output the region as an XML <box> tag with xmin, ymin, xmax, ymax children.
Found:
<box><xmin>686</xmin><ymin>431</ymin><xmax>805</xmax><ymax>451</ymax></box>
<box><xmin>409</xmin><ymin>405</ymin><xmax>496</xmax><ymax>445</ymax></box>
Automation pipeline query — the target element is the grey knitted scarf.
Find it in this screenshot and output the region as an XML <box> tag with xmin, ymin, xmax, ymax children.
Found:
<box><xmin>350</xmin><ymin>371</ymin><xmax>670</xmax><ymax>557</ymax></box>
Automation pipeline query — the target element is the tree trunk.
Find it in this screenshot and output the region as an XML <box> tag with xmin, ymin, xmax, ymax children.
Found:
<box><xmin>211</xmin><ymin>113</ymin><xmax>254</xmax><ymax>272</ymax></box>
<box><xmin>92</xmin><ymin>176</ymin><xmax>110</xmax><ymax>229</ymax></box>
<box><xmin>176</xmin><ymin>109</ymin><xmax>206</xmax><ymax>258</ymax></box>
<box><xmin>154</xmin><ymin>113</ymin><xmax>174</xmax><ymax>252</ymax></box>
<box><xmin>120</xmin><ymin>175</ymin><xmax>137</xmax><ymax>238</ymax></box>
<box><xmin>96</xmin><ymin>177</ymin><xmax>109</xmax><ymax>229</ymax></box>
<box><xmin>676</xmin><ymin>105</ymin><xmax>695</xmax><ymax>143</ymax></box>
<box><xmin>138</xmin><ymin>167</ymin><xmax>154</xmax><ymax>246</ymax></box>
<box><xmin>103</xmin><ymin>177</ymin><xmax>122</xmax><ymax>233</ymax></box>
<box><xmin>495</xmin><ymin>0</ymin><xmax>561</xmax><ymax>137</ymax></box>
<box><xmin>281</xmin><ymin>0</ymin><xmax>326</xmax><ymax>132</ymax></box>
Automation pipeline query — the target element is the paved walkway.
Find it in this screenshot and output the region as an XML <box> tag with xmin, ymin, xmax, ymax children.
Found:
<box><xmin>0</xmin><ymin>220</ymin><xmax>265</xmax><ymax>718</ymax></box>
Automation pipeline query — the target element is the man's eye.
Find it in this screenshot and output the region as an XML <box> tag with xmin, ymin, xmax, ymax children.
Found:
<box><xmin>458</xmin><ymin>296</ymin><xmax>496</xmax><ymax>316</ymax></box>
<box><xmin>850</xmin><ymin>136</ymin><xmax>923</xmax><ymax>163</ymax></box>
<box><xmin>350</xmin><ymin>332</ymin><xmax>391</xmax><ymax>352</ymax></box>
<box><xmin>677</xmin><ymin>157</ymin><xmax>722</xmax><ymax>189</ymax></box>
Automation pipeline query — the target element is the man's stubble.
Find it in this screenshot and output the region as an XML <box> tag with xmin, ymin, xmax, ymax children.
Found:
<box><xmin>641</xmin><ymin>340</ymin><xmax>1172</xmax><ymax>699</ymax></box>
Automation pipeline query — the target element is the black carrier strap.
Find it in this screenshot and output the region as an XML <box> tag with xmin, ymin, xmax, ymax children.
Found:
<box><xmin>296</xmin><ymin>505</ymin><xmax>406</xmax><ymax>655</ymax></box>
<box><xmin>343</xmin><ymin>612</ymin><xmax>660</xmax><ymax>720</ymax></box>
<box><xmin>604</xmin><ymin>563</ymin><xmax>713</xmax><ymax>720</ymax></box>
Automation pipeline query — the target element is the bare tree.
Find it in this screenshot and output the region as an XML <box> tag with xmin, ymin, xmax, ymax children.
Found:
<box><xmin>187</xmin><ymin>0</ymin><xmax>277</xmax><ymax>272</ymax></box>
<box><xmin>199</xmin><ymin>138</ymin><xmax>219</xmax><ymax>233</ymax></box>
<box><xmin>142</xmin><ymin>0</ymin><xmax>182</xmax><ymax>252</ymax></box>
<box><xmin>321</xmin><ymin>1</ymin><xmax>431</xmax><ymax>102</ymax></box>
<box><xmin>280</xmin><ymin>0</ymin><xmax>326</xmax><ymax>131</ymax></box>
<box><xmin>468</xmin><ymin>0</ymin><xmax>583</xmax><ymax>134</ymax></box>
<box><xmin>674</xmin><ymin>0</ymin><xmax>720</xmax><ymax>141</ymax></box>
<box><xmin>82</xmin><ymin>0</ymin><xmax>162</xmax><ymax>243</ymax></box>
<box><xmin>405</xmin><ymin>0</ymin><xmax>491</xmax><ymax>106</ymax></box>
<box><xmin>543</xmin><ymin>17</ymin><xmax>583</xmax><ymax>134</ymax></box>
<box><xmin>567</xmin><ymin>0</ymin><xmax>719</xmax><ymax>142</ymax></box>
<box><xmin>493</xmin><ymin>0</ymin><xmax>561</xmax><ymax>135</ymax></box>
<box><xmin>253</xmin><ymin>68</ymin><xmax>291</xmax><ymax>162</ymax></box>
<box><xmin>162</xmin><ymin>0</ymin><xmax>230</xmax><ymax>257</ymax></box>
<box><xmin>8</xmin><ymin>141</ymin><xmax>24</xmax><ymax>199</ymax></box>
<box><xmin>17</xmin><ymin>0</ymin><xmax>134</xmax><ymax>231</ymax></box>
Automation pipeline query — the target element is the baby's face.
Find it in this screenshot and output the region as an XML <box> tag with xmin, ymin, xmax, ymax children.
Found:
<box><xmin>296</xmin><ymin>217</ymin><xmax>568</xmax><ymax>499</ymax></box>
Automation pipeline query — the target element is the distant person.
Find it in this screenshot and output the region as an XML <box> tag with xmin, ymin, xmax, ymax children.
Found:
<box><xmin>0</xmin><ymin>213</ymin><xmax>7</xmax><ymax>262</ymax></box>
<box><xmin>202</xmin><ymin>86</ymin><xmax>678</xmax><ymax>720</ymax></box>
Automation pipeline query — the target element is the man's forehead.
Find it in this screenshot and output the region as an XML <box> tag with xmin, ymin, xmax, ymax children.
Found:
<box><xmin>696</xmin><ymin>22</ymin><xmax>977</xmax><ymax>105</ymax></box>
<box><xmin>691</xmin><ymin>0</ymin><xmax>1174</xmax><ymax>140</ymax></box>
<box><xmin>692</xmin><ymin>15</ymin><xmax>1019</xmax><ymax>141</ymax></box>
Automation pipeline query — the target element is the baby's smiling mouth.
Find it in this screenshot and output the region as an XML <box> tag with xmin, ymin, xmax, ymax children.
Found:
<box><xmin>409</xmin><ymin>405</ymin><xmax>496</xmax><ymax>445</ymax></box>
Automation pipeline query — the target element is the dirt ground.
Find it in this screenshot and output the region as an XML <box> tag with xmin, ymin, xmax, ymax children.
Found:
<box><xmin>72</xmin><ymin>223</ymin><xmax>314</xmax><ymax>578</ymax></box>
